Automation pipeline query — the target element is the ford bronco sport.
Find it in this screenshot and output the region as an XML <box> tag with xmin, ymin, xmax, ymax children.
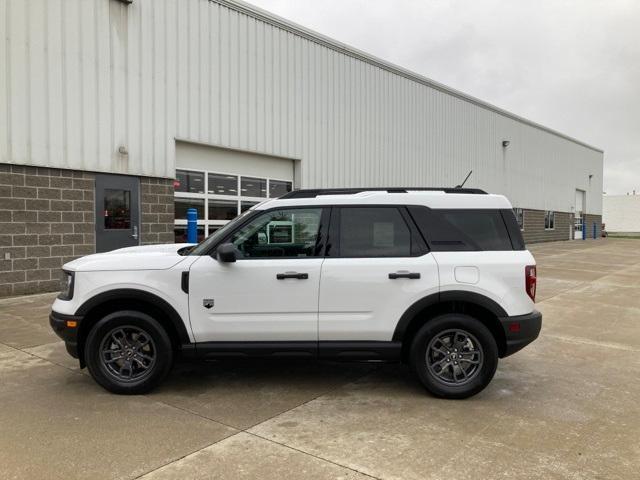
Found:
<box><xmin>50</xmin><ymin>188</ymin><xmax>541</xmax><ymax>398</ymax></box>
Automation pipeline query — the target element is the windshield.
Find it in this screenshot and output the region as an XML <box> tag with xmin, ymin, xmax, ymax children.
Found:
<box><xmin>189</xmin><ymin>209</ymin><xmax>257</xmax><ymax>256</ymax></box>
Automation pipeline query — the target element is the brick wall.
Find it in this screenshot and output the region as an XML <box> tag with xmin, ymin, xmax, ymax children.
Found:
<box><xmin>141</xmin><ymin>178</ymin><xmax>175</xmax><ymax>245</ymax></box>
<box><xmin>0</xmin><ymin>164</ymin><xmax>95</xmax><ymax>297</ymax></box>
<box><xmin>521</xmin><ymin>209</ymin><xmax>572</xmax><ymax>244</ymax></box>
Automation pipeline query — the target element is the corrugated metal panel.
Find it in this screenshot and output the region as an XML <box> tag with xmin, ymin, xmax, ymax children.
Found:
<box><xmin>0</xmin><ymin>0</ymin><xmax>603</xmax><ymax>214</ymax></box>
<box><xmin>603</xmin><ymin>195</ymin><xmax>640</xmax><ymax>232</ymax></box>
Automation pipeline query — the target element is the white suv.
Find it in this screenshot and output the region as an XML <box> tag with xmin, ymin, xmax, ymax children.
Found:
<box><xmin>50</xmin><ymin>188</ymin><xmax>541</xmax><ymax>399</ymax></box>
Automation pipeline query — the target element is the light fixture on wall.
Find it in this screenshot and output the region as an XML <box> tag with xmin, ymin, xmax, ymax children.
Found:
<box><xmin>502</xmin><ymin>140</ymin><xmax>510</xmax><ymax>148</ymax></box>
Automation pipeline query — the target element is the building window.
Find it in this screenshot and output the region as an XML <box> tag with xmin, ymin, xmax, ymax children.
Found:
<box><xmin>175</xmin><ymin>170</ymin><xmax>205</xmax><ymax>194</ymax></box>
<box><xmin>514</xmin><ymin>208</ymin><xmax>524</xmax><ymax>231</ymax></box>
<box><xmin>241</xmin><ymin>177</ymin><xmax>267</xmax><ymax>197</ymax></box>
<box><xmin>544</xmin><ymin>211</ymin><xmax>555</xmax><ymax>230</ymax></box>
<box><xmin>208</xmin><ymin>173</ymin><xmax>238</xmax><ymax>195</ymax></box>
<box><xmin>269</xmin><ymin>179</ymin><xmax>293</xmax><ymax>198</ymax></box>
<box><xmin>173</xmin><ymin>169</ymin><xmax>293</xmax><ymax>242</ymax></box>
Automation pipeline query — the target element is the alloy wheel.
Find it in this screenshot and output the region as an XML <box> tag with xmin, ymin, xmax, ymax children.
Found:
<box><xmin>425</xmin><ymin>329</ymin><xmax>484</xmax><ymax>386</ymax></box>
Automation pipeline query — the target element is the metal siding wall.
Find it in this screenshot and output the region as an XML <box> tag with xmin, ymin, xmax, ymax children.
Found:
<box><xmin>0</xmin><ymin>0</ymin><xmax>603</xmax><ymax>214</ymax></box>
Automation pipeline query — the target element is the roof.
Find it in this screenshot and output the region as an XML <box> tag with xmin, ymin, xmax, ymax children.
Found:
<box><xmin>217</xmin><ymin>0</ymin><xmax>603</xmax><ymax>154</ymax></box>
<box><xmin>255</xmin><ymin>190</ymin><xmax>513</xmax><ymax>210</ymax></box>
<box><xmin>280</xmin><ymin>187</ymin><xmax>487</xmax><ymax>198</ymax></box>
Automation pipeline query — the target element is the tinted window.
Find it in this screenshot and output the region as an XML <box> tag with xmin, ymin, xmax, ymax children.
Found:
<box><xmin>339</xmin><ymin>207</ymin><xmax>411</xmax><ymax>257</ymax></box>
<box><xmin>229</xmin><ymin>208</ymin><xmax>322</xmax><ymax>258</ymax></box>
<box><xmin>408</xmin><ymin>207</ymin><xmax>514</xmax><ymax>251</ymax></box>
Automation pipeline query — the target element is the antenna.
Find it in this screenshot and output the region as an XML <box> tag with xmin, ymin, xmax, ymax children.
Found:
<box><xmin>456</xmin><ymin>170</ymin><xmax>473</xmax><ymax>188</ymax></box>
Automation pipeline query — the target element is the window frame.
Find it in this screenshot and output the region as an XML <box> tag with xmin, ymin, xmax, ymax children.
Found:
<box><xmin>203</xmin><ymin>206</ymin><xmax>330</xmax><ymax>260</ymax></box>
<box><xmin>327</xmin><ymin>205</ymin><xmax>428</xmax><ymax>259</ymax></box>
<box><xmin>173</xmin><ymin>167</ymin><xmax>293</xmax><ymax>239</ymax></box>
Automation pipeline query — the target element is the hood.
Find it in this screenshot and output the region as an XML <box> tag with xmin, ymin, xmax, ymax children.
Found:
<box><xmin>63</xmin><ymin>243</ymin><xmax>197</xmax><ymax>272</ymax></box>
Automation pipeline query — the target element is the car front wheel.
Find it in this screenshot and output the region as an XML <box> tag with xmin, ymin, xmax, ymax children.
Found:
<box><xmin>85</xmin><ymin>310</ymin><xmax>173</xmax><ymax>394</ymax></box>
<box><xmin>410</xmin><ymin>313</ymin><xmax>498</xmax><ymax>399</ymax></box>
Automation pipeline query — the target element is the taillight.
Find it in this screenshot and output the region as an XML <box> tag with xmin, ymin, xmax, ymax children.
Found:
<box><xmin>525</xmin><ymin>265</ymin><xmax>537</xmax><ymax>302</ymax></box>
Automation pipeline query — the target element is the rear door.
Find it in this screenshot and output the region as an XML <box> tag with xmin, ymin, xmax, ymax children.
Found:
<box><xmin>318</xmin><ymin>206</ymin><xmax>439</xmax><ymax>342</ymax></box>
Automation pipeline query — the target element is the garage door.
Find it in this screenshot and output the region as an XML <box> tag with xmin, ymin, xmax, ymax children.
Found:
<box><xmin>173</xmin><ymin>142</ymin><xmax>295</xmax><ymax>242</ymax></box>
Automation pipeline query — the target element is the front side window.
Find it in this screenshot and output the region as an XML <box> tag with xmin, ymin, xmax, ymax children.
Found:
<box><xmin>338</xmin><ymin>207</ymin><xmax>411</xmax><ymax>257</ymax></box>
<box><xmin>228</xmin><ymin>208</ymin><xmax>323</xmax><ymax>258</ymax></box>
<box><xmin>545</xmin><ymin>211</ymin><xmax>555</xmax><ymax>230</ymax></box>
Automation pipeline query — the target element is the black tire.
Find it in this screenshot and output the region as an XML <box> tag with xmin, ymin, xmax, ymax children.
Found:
<box><xmin>410</xmin><ymin>313</ymin><xmax>498</xmax><ymax>399</ymax></box>
<box><xmin>84</xmin><ymin>310</ymin><xmax>173</xmax><ymax>395</ymax></box>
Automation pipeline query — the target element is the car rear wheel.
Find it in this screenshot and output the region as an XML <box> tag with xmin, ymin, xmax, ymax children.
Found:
<box><xmin>85</xmin><ymin>311</ymin><xmax>173</xmax><ymax>394</ymax></box>
<box><xmin>410</xmin><ymin>313</ymin><xmax>498</xmax><ymax>399</ymax></box>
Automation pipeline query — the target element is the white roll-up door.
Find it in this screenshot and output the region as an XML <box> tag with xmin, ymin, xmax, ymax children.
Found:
<box><xmin>173</xmin><ymin>141</ymin><xmax>295</xmax><ymax>241</ymax></box>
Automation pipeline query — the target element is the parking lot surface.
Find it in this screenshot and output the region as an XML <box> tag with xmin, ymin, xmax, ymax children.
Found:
<box><xmin>1</xmin><ymin>238</ymin><xmax>638</xmax><ymax>479</ymax></box>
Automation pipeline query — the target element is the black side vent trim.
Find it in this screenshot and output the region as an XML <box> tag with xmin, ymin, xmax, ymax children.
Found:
<box><xmin>181</xmin><ymin>271</ymin><xmax>189</xmax><ymax>294</ymax></box>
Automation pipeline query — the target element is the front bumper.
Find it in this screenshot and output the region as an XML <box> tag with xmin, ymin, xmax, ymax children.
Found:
<box><xmin>498</xmin><ymin>310</ymin><xmax>542</xmax><ymax>357</ymax></box>
<box><xmin>49</xmin><ymin>310</ymin><xmax>84</xmax><ymax>359</ymax></box>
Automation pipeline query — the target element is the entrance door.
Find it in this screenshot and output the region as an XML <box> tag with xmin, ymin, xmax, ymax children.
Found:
<box><xmin>95</xmin><ymin>174</ymin><xmax>140</xmax><ymax>253</ymax></box>
<box><xmin>574</xmin><ymin>189</ymin><xmax>585</xmax><ymax>240</ymax></box>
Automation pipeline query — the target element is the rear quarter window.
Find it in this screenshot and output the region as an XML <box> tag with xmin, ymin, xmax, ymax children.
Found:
<box><xmin>408</xmin><ymin>206</ymin><xmax>519</xmax><ymax>251</ymax></box>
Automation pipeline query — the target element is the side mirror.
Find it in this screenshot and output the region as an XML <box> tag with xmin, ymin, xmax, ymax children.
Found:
<box><xmin>216</xmin><ymin>243</ymin><xmax>237</xmax><ymax>263</ymax></box>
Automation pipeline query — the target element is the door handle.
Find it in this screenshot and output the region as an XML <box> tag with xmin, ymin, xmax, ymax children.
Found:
<box><xmin>276</xmin><ymin>272</ymin><xmax>309</xmax><ymax>280</ymax></box>
<box><xmin>388</xmin><ymin>271</ymin><xmax>421</xmax><ymax>279</ymax></box>
<box><xmin>131</xmin><ymin>225</ymin><xmax>138</xmax><ymax>240</ymax></box>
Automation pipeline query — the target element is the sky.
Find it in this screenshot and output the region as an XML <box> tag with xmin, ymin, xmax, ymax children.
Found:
<box><xmin>248</xmin><ymin>0</ymin><xmax>640</xmax><ymax>195</ymax></box>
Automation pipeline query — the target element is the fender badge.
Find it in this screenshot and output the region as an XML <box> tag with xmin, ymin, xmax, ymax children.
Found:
<box><xmin>203</xmin><ymin>299</ymin><xmax>214</xmax><ymax>309</ymax></box>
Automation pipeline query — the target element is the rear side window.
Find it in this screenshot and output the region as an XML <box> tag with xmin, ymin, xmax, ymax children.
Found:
<box><xmin>408</xmin><ymin>206</ymin><xmax>516</xmax><ymax>251</ymax></box>
<box><xmin>337</xmin><ymin>207</ymin><xmax>412</xmax><ymax>257</ymax></box>
<box><xmin>439</xmin><ymin>211</ymin><xmax>513</xmax><ymax>250</ymax></box>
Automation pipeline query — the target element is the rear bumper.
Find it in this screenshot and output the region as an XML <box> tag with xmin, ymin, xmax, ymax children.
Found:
<box><xmin>499</xmin><ymin>310</ymin><xmax>542</xmax><ymax>357</ymax></box>
<box><xmin>49</xmin><ymin>310</ymin><xmax>83</xmax><ymax>359</ymax></box>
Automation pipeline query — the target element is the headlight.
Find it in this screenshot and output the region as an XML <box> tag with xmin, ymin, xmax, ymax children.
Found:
<box><xmin>58</xmin><ymin>271</ymin><xmax>75</xmax><ymax>300</ymax></box>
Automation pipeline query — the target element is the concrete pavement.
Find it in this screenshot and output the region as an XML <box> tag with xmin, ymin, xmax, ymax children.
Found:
<box><xmin>1</xmin><ymin>238</ymin><xmax>638</xmax><ymax>479</ymax></box>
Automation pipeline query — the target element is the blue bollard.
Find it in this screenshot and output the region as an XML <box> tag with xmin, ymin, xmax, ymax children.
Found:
<box><xmin>593</xmin><ymin>222</ymin><xmax>596</xmax><ymax>239</ymax></box>
<box><xmin>582</xmin><ymin>221</ymin><xmax>586</xmax><ymax>240</ymax></box>
<box><xmin>187</xmin><ymin>208</ymin><xmax>198</xmax><ymax>243</ymax></box>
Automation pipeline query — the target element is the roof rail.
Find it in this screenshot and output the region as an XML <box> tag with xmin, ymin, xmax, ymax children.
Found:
<box><xmin>280</xmin><ymin>187</ymin><xmax>487</xmax><ymax>199</ymax></box>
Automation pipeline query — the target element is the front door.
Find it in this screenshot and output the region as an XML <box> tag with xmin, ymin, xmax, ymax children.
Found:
<box><xmin>188</xmin><ymin>207</ymin><xmax>327</xmax><ymax>342</ymax></box>
<box><xmin>95</xmin><ymin>174</ymin><xmax>140</xmax><ymax>253</ymax></box>
<box><xmin>574</xmin><ymin>189</ymin><xmax>586</xmax><ymax>240</ymax></box>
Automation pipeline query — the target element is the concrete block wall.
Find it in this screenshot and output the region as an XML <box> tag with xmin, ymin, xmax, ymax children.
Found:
<box><xmin>521</xmin><ymin>209</ymin><xmax>573</xmax><ymax>244</ymax></box>
<box><xmin>141</xmin><ymin>178</ymin><xmax>175</xmax><ymax>245</ymax></box>
<box><xmin>1</xmin><ymin>165</ymin><xmax>176</xmax><ymax>297</ymax></box>
<box><xmin>0</xmin><ymin>164</ymin><xmax>96</xmax><ymax>297</ymax></box>
<box><xmin>584</xmin><ymin>214</ymin><xmax>603</xmax><ymax>239</ymax></box>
